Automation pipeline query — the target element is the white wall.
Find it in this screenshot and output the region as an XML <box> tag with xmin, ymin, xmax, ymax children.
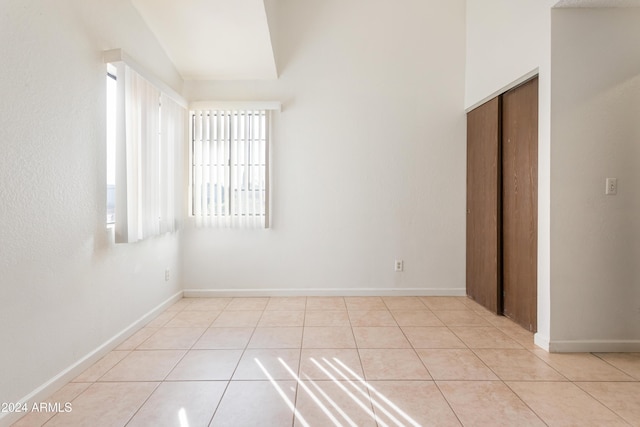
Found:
<box><xmin>465</xmin><ymin>0</ymin><xmax>556</xmax><ymax>347</ymax></box>
<box><xmin>465</xmin><ymin>0</ymin><xmax>556</xmax><ymax>109</ymax></box>
<box><xmin>0</xmin><ymin>0</ymin><xmax>184</xmax><ymax>417</ymax></box>
<box><xmin>550</xmin><ymin>7</ymin><xmax>640</xmax><ymax>350</ymax></box>
<box><xmin>181</xmin><ymin>0</ymin><xmax>467</xmax><ymax>295</ymax></box>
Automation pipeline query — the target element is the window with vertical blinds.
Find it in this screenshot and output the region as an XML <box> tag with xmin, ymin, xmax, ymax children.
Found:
<box><xmin>190</xmin><ymin>109</ymin><xmax>269</xmax><ymax>228</ymax></box>
<box><xmin>106</xmin><ymin>60</ymin><xmax>186</xmax><ymax>243</ymax></box>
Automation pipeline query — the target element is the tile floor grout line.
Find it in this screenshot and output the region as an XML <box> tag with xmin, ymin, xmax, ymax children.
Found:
<box><xmin>430</xmin><ymin>379</ymin><xmax>466</xmax><ymax>427</ymax></box>
<box><xmin>124</xmin><ymin>306</ymin><xmax>225</xmax><ymax>426</ymax></box>
<box><xmin>521</xmin><ymin>348</ymin><xmax>571</xmax><ymax>382</ymax></box>
<box><xmin>572</xmin><ymin>381</ymin><xmax>637</xmax><ymax>425</ymax></box>
<box><xmin>289</xmin><ymin>296</ymin><xmax>312</xmax><ymax>426</ymax></box>
<box><xmin>206</xmin><ymin>296</ymin><xmax>265</xmax><ymax>426</ymax></box>
<box><xmin>16</xmin><ymin>296</ymin><xmax>640</xmax><ymax>427</ymax></box>
<box><xmin>121</xmin><ymin>381</ymin><xmax>163</xmax><ymax>427</ymax></box>
<box><xmin>469</xmin><ymin>347</ymin><xmax>570</xmax><ymax>383</ymax></box>
<box><xmin>500</xmin><ymin>380</ymin><xmax>551</xmax><ymax>427</ymax></box>
<box><xmin>591</xmin><ymin>352</ymin><xmax>638</xmax><ymax>380</ymax></box>
<box><xmin>345</xmin><ymin>298</ymin><xmax>378</xmax><ymax>423</ymax></box>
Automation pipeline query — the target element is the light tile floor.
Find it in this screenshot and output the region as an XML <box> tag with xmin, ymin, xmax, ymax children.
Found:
<box><xmin>11</xmin><ymin>296</ymin><xmax>640</xmax><ymax>426</ymax></box>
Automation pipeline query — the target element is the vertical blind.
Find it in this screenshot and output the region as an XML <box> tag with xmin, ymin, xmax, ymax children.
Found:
<box><xmin>159</xmin><ymin>93</ymin><xmax>186</xmax><ymax>234</ymax></box>
<box><xmin>190</xmin><ymin>109</ymin><xmax>269</xmax><ymax>229</ymax></box>
<box><xmin>114</xmin><ymin>63</ymin><xmax>185</xmax><ymax>243</ymax></box>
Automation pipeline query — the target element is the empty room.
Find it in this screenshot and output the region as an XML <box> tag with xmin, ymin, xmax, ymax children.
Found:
<box><xmin>1</xmin><ymin>0</ymin><xmax>639</xmax><ymax>426</ymax></box>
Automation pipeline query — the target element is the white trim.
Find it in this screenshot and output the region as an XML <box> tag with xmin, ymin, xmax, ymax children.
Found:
<box><xmin>465</xmin><ymin>68</ymin><xmax>539</xmax><ymax>112</ymax></box>
<box><xmin>534</xmin><ymin>332</ymin><xmax>550</xmax><ymax>351</ymax></box>
<box><xmin>547</xmin><ymin>339</ymin><xmax>640</xmax><ymax>353</ymax></box>
<box><xmin>190</xmin><ymin>101</ymin><xmax>282</xmax><ymax>112</ymax></box>
<box><xmin>102</xmin><ymin>48</ymin><xmax>188</xmax><ymax>109</ymax></box>
<box><xmin>183</xmin><ymin>288</ymin><xmax>467</xmax><ymax>298</ymax></box>
<box><xmin>0</xmin><ymin>291</ymin><xmax>183</xmax><ymax>427</ymax></box>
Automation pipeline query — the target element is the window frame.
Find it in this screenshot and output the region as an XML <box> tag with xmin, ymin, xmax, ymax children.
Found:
<box><xmin>188</xmin><ymin>107</ymin><xmax>273</xmax><ymax>228</ymax></box>
<box><xmin>106</xmin><ymin>68</ymin><xmax>117</xmax><ymax>226</ymax></box>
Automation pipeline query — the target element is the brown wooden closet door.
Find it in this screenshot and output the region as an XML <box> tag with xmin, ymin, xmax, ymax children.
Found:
<box><xmin>466</xmin><ymin>97</ymin><xmax>501</xmax><ymax>314</ymax></box>
<box><xmin>502</xmin><ymin>77</ymin><xmax>538</xmax><ymax>332</ymax></box>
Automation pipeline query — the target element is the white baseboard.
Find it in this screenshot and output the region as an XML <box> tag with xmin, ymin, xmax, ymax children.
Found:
<box><xmin>182</xmin><ymin>288</ymin><xmax>467</xmax><ymax>298</ymax></box>
<box><xmin>534</xmin><ymin>333</ymin><xmax>550</xmax><ymax>351</ymax></box>
<box><xmin>547</xmin><ymin>339</ymin><xmax>640</xmax><ymax>353</ymax></box>
<box><xmin>1</xmin><ymin>291</ymin><xmax>183</xmax><ymax>427</ymax></box>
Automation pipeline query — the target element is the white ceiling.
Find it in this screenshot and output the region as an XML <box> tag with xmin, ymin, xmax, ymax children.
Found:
<box><xmin>131</xmin><ymin>0</ymin><xmax>640</xmax><ymax>81</ymax></box>
<box><xmin>131</xmin><ymin>0</ymin><xmax>277</xmax><ymax>81</ymax></box>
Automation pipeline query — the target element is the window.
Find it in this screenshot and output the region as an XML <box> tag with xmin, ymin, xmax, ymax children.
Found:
<box><xmin>106</xmin><ymin>69</ymin><xmax>117</xmax><ymax>224</ymax></box>
<box><xmin>190</xmin><ymin>109</ymin><xmax>269</xmax><ymax>228</ymax></box>
<box><xmin>106</xmin><ymin>60</ymin><xmax>185</xmax><ymax>243</ymax></box>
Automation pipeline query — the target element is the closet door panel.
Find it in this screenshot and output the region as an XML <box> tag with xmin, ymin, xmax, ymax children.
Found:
<box><xmin>502</xmin><ymin>78</ymin><xmax>538</xmax><ymax>332</ymax></box>
<box><xmin>466</xmin><ymin>97</ymin><xmax>501</xmax><ymax>314</ymax></box>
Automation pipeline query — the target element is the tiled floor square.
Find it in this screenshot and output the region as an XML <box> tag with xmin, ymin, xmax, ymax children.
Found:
<box><xmin>344</xmin><ymin>297</ymin><xmax>387</xmax><ymax>311</ymax></box>
<box><xmin>402</xmin><ymin>326</ymin><xmax>467</xmax><ymax>349</ymax></box>
<box><xmin>359</xmin><ymin>349</ymin><xmax>431</xmax><ymax>380</ymax></box>
<box><xmin>73</xmin><ymin>351</ymin><xmax>130</xmax><ymax>382</ymax></box>
<box><xmin>163</xmin><ymin>310</ymin><xmax>221</xmax><ymax>328</ymax></box>
<box><xmin>305</xmin><ymin>297</ymin><xmax>346</xmax><ymax>311</ymax></box>
<box><xmin>420</xmin><ymin>297</ymin><xmax>469</xmax><ymax>311</ymax></box>
<box><xmin>417</xmin><ymin>349</ymin><xmax>498</xmax><ymax>380</ymax></box>
<box><xmin>225</xmin><ymin>297</ymin><xmax>269</xmax><ymax>311</ymax></box>
<box><xmin>381</xmin><ymin>296</ymin><xmax>427</xmax><ymax>310</ymax></box>
<box><xmin>98</xmin><ymin>350</ymin><xmax>185</xmax><ymax>382</ymax></box>
<box><xmin>438</xmin><ymin>381</ymin><xmax>545</xmax><ymax>426</ymax></box>
<box><xmin>145</xmin><ymin>311</ymin><xmax>178</xmax><ymax>328</ymax></box>
<box><xmin>391</xmin><ymin>310</ymin><xmax>444</xmax><ymax>327</ymax></box>
<box><xmin>353</xmin><ymin>327</ymin><xmax>411</xmax><ymax>349</ymax></box>
<box><xmin>294</xmin><ymin>379</ymin><xmax>377</xmax><ymax>426</ymax></box>
<box><xmin>348</xmin><ymin>310</ymin><xmax>397</xmax><ymax>327</ymax></box>
<box><xmin>210</xmin><ymin>381</ymin><xmax>297</xmax><ymax>426</ymax></box>
<box><xmin>115</xmin><ymin>327</ymin><xmax>158</xmax><ymax>350</ymax></box>
<box><xmin>43</xmin><ymin>382</ymin><xmax>158</xmax><ymax>427</ymax></box>
<box><xmin>192</xmin><ymin>327</ymin><xmax>254</xmax><ymax>349</ymax></box>
<box><xmin>497</xmin><ymin>325</ymin><xmax>538</xmax><ymax>349</ymax></box>
<box><xmin>577</xmin><ymin>381</ymin><xmax>640</xmax><ymax>425</ymax></box>
<box><xmin>137</xmin><ymin>327</ymin><xmax>206</xmax><ymax>350</ymax></box>
<box><xmin>304</xmin><ymin>310</ymin><xmax>350</xmax><ymax>326</ymax></box>
<box><xmin>474</xmin><ymin>349</ymin><xmax>565</xmax><ymax>381</ymax></box>
<box><xmin>531</xmin><ymin>350</ymin><xmax>635</xmax><ymax>381</ymax></box>
<box><xmin>127</xmin><ymin>381</ymin><xmax>226</xmax><ymax>427</ymax></box>
<box><xmin>166</xmin><ymin>349</ymin><xmax>243</xmax><ymax>380</ymax></box>
<box><xmin>433</xmin><ymin>310</ymin><xmax>492</xmax><ymax>327</ymax></box>
<box><xmin>450</xmin><ymin>326</ymin><xmax>523</xmax><ymax>349</ymax></box>
<box><xmin>248</xmin><ymin>327</ymin><xmax>303</xmax><ymax>349</ymax></box>
<box><xmin>302</xmin><ymin>327</ymin><xmax>356</xmax><ymax>348</ymax></box>
<box><xmin>258</xmin><ymin>310</ymin><xmax>305</xmax><ymax>327</ymax></box>
<box><xmin>11</xmin><ymin>382</ymin><xmax>91</xmax><ymax>427</ymax></box>
<box><xmin>369</xmin><ymin>381</ymin><xmax>461</xmax><ymax>427</ymax></box>
<box><xmin>211</xmin><ymin>310</ymin><xmax>262</xmax><ymax>327</ymax></box>
<box><xmin>164</xmin><ymin>299</ymin><xmax>192</xmax><ymax>312</ymax></box>
<box><xmin>232</xmin><ymin>348</ymin><xmax>301</xmax><ymax>380</ymax></box>
<box><xmin>183</xmin><ymin>298</ymin><xmax>232</xmax><ymax>311</ymax></box>
<box><xmin>508</xmin><ymin>381</ymin><xmax>629</xmax><ymax>426</ymax></box>
<box><xmin>594</xmin><ymin>352</ymin><xmax>640</xmax><ymax>379</ymax></box>
<box><xmin>265</xmin><ymin>297</ymin><xmax>307</xmax><ymax>311</ymax></box>
<box><xmin>299</xmin><ymin>348</ymin><xmax>364</xmax><ymax>380</ymax></box>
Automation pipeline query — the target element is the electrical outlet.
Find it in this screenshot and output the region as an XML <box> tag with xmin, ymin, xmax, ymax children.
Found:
<box><xmin>394</xmin><ymin>260</ymin><xmax>404</xmax><ymax>272</ymax></box>
<box><xmin>165</xmin><ymin>269</ymin><xmax>170</xmax><ymax>281</ymax></box>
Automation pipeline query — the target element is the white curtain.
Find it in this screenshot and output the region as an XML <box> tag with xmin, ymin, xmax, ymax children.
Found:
<box><xmin>159</xmin><ymin>93</ymin><xmax>185</xmax><ymax>234</ymax></box>
<box><xmin>115</xmin><ymin>64</ymin><xmax>184</xmax><ymax>243</ymax></box>
<box><xmin>191</xmin><ymin>109</ymin><xmax>269</xmax><ymax>229</ymax></box>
